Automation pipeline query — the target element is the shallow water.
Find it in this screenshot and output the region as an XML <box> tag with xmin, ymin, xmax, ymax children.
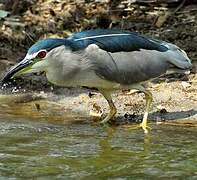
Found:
<box><xmin>0</xmin><ymin>95</ymin><xmax>196</xmax><ymax>179</ymax></box>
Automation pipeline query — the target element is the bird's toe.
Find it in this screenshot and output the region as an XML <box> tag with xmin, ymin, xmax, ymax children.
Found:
<box><xmin>123</xmin><ymin>122</ymin><xmax>151</xmax><ymax>134</ymax></box>
<box><xmin>140</xmin><ymin>122</ymin><xmax>151</xmax><ymax>134</ymax></box>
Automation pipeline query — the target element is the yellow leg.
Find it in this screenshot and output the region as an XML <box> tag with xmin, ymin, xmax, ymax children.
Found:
<box><xmin>99</xmin><ymin>89</ymin><xmax>117</xmax><ymax>124</ymax></box>
<box><xmin>123</xmin><ymin>86</ymin><xmax>153</xmax><ymax>134</ymax></box>
<box><xmin>140</xmin><ymin>90</ymin><xmax>153</xmax><ymax>134</ymax></box>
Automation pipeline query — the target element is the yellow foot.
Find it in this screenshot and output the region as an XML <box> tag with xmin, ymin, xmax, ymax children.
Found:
<box><xmin>139</xmin><ymin>122</ymin><xmax>151</xmax><ymax>134</ymax></box>
<box><xmin>123</xmin><ymin>123</ymin><xmax>151</xmax><ymax>134</ymax></box>
<box><xmin>100</xmin><ymin>116</ymin><xmax>111</xmax><ymax>124</ymax></box>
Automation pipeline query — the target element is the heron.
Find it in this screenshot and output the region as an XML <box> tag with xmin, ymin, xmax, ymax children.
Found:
<box><xmin>1</xmin><ymin>29</ymin><xmax>192</xmax><ymax>133</ymax></box>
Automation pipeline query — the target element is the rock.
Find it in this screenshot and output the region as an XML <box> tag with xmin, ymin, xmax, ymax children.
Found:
<box><xmin>181</xmin><ymin>81</ymin><xmax>191</xmax><ymax>89</ymax></box>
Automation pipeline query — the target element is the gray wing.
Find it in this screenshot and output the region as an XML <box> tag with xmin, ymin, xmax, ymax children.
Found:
<box><xmin>85</xmin><ymin>44</ymin><xmax>170</xmax><ymax>85</ymax></box>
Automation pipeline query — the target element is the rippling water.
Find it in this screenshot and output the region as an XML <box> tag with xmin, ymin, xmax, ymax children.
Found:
<box><xmin>0</xmin><ymin>118</ymin><xmax>196</xmax><ymax>179</ymax></box>
<box><xmin>0</xmin><ymin>94</ymin><xmax>196</xmax><ymax>179</ymax></box>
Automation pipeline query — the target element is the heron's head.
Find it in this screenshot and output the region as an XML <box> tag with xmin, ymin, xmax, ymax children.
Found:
<box><xmin>2</xmin><ymin>38</ymin><xmax>66</xmax><ymax>84</ymax></box>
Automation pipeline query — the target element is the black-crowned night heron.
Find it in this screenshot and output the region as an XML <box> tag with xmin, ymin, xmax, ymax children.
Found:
<box><xmin>2</xmin><ymin>29</ymin><xmax>192</xmax><ymax>133</ymax></box>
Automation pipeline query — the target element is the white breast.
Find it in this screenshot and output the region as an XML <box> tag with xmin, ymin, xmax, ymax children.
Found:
<box><xmin>52</xmin><ymin>70</ymin><xmax>120</xmax><ymax>89</ymax></box>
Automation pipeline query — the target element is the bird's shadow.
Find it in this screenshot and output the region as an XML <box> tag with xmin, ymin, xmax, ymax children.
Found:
<box><xmin>113</xmin><ymin>109</ymin><xmax>197</xmax><ymax>125</ymax></box>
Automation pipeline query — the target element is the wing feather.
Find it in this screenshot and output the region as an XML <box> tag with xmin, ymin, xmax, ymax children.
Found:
<box><xmin>66</xmin><ymin>29</ymin><xmax>168</xmax><ymax>52</ymax></box>
<box><xmin>85</xmin><ymin>44</ymin><xmax>169</xmax><ymax>85</ymax></box>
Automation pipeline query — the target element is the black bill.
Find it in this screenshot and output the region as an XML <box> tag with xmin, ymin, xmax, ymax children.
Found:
<box><xmin>1</xmin><ymin>59</ymin><xmax>33</xmax><ymax>84</ymax></box>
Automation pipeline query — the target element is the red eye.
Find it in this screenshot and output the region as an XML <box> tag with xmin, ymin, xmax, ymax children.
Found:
<box><xmin>37</xmin><ymin>51</ymin><xmax>47</xmax><ymax>59</ymax></box>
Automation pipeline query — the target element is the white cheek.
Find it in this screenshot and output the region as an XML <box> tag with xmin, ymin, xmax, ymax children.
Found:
<box><xmin>32</xmin><ymin>60</ymin><xmax>49</xmax><ymax>71</ymax></box>
<box><xmin>25</xmin><ymin>53</ymin><xmax>37</xmax><ymax>59</ymax></box>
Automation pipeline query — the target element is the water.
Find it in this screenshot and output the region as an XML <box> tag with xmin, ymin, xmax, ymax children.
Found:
<box><xmin>0</xmin><ymin>96</ymin><xmax>196</xmax><ymax>179</ymax></box>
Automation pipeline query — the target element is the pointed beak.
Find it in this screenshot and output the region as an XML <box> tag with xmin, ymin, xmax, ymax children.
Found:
<box><xmin>1</xmin><ymin>58</ymin><xmax>34</xmax><ymax>84</ymax></box>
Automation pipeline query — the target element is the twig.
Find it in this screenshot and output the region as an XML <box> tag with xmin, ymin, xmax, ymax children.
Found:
<box><xmin>173</xmin><ymin>0</ymin><xmax>187</xmax><ymax>14</ymax></box>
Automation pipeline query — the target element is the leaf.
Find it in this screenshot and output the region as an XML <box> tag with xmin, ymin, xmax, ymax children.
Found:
<box><xmin>0</xmin><ymin>10</ymin><xmax>9</xmax><ymax>19</ymax></box>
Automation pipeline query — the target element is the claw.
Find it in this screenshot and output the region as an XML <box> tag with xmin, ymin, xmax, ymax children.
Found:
<box><xmin>140</xmin><ymin>122</ymin><xmax>151</xmax><ymax>134</ymax></box>
<box><xmin>100</xmin><ymin>118</ymin><xmax>109</xmax><ymax>124</ymax></box>
<box><xmin>123</xmin><ymin>122</ymin><xmax>151</xmax><ymax>134</ymax></box>
<box><xmin>100</xmin><ymin>111</ymin><xmax>112</xmax><ymax>124</ymax></box>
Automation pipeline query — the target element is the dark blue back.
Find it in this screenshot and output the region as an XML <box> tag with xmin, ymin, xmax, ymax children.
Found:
<box><xmin>66</xmin><ymin>29</ymin><xmax>168</xmax><ymax>52</ymax></box>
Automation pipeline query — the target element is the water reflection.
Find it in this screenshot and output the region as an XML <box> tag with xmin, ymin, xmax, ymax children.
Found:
<box><xmin>0</xmin><ymin>94</ymin><xmax>196</xmax><ymax>179</ymax></box>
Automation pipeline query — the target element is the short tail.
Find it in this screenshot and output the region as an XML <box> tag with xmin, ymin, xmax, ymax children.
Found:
<box><xmin>163</xmin><ymin>43</ymin><xmax>192</xmax><ymax>70</ymax></box>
